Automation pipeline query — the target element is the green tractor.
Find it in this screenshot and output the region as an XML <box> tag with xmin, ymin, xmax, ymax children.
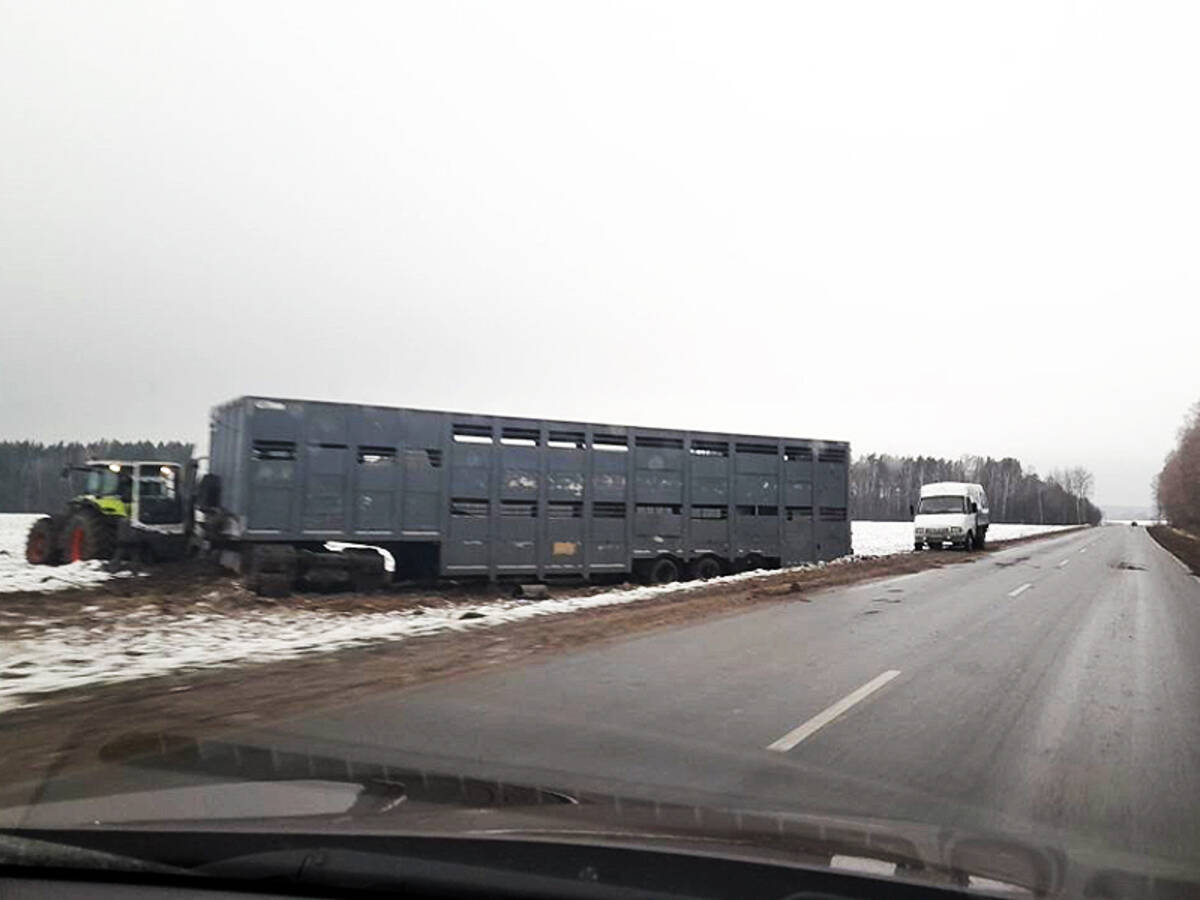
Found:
<box><xmin>25</xmin><ymin>460</ymin><xmax>191</xmax><ymax>566</ymax></box>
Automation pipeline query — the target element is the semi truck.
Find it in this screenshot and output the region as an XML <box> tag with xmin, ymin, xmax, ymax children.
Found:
<box><xmin>27</xmin><ymin>396</ymin><xmax>852</xmax><ymax>594</ymax></box>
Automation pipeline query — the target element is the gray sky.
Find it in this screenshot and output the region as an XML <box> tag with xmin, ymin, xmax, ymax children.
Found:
<box><xmin>2</xmin><ymin>1</ymin><xmax>1197</xmax><ymax>508</ymax></box>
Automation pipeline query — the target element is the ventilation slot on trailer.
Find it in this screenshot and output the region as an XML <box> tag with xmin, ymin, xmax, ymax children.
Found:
<box><xmin>735</xmin><ymin>442</ymin><xmax>777</xmax><ymax>456</ymax></box>
<box><xmin>785</xmin><ymin>445</ymin><xmax>814</xmax><ymax>462</ymax></box>
<box><xmin>453</xmin><ymin>424</ymin><xmax>493</xmax><ymax>444</ymax></box>
<box><xmin>593</xmin><ymin>502</ymin><xmax>627</xmax><ymax>519</ymax></box>
<box><xmin>690</xmin><ymin>440</ymin><xmax>729</xmax><ymax>457</ymax></box>
<box><xmin>547</xmin><ymin>502</ymin><xmax>583</xmax><ymax>519</ymax></box>
<box><xmin>500</xmin><ymin>500</ymin><xmax>538</xmax><ymax>518</ymax></box>
<box><xmin>451</xmin><ymin>498</ymin><xmax>489</xmax><ymax>517</ymax></box>
<box><xmin>635</xmin><ymin>436</ymin><xmax>684</xmax><ymax>450</ymax></box>
<box><xmin>252</xmin><ymin>441</ymin><xmax>296</xmax><ymax>461</ymax></box>
<box><xmin>593</xmin><ymin>434</ymin><xmax>629</xmax><ymax>453</ymax></box>
<box><xmin>819</xmin><ymin>506</ymin><xmax>848</xmax><ymax>522</ymax></box>
<box><xmin>786</xmin><ymin>506</ymin><xmax>813</xmax><ymax>521</ymax></box>
<box><xmin>548</xmin><ymin>430</ymin><xmax>586</xmax><ymax>449</ymax></box>
<box><xmin>691</xmin><ymin>505</ymin><xmax>728</xmax><ymax>520</ymax></box>
<box><xmin>818</xmin><ymin>446</ymin><xmax>848</xmax><ymax>463</ymax></box>
<box><xmin>500</xmin><ymin>427</ymin><xmax>540</xmax><ymax>447</ymax></box>
<box><xmin>357</xmin><ymin>446</ymin><xmax>397</xmax><ymax>465</ymax></box>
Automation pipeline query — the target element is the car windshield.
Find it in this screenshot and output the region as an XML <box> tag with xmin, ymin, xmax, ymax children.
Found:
<box><xmin>4</xmin><ymin>3</ymin><xmax>1200</xmax><ymax>898</ymax></box>
<box><xmin>918</xmin><ymin>496</ymin><xmax>966</xmax><ymax>514</ymax></box>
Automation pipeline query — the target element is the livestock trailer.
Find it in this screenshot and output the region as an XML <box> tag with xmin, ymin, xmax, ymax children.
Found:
<box><xmin>205</xmin><ymin>396</ymin><xmax>850</xmax><ymax>585</ymax></box>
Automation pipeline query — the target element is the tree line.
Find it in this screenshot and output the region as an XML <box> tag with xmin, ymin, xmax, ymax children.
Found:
<box><xmin>0</xmin><ymin>440</ymin><xmax>1101</xmax><ymax>526</ymax></box>
<box><xmin>1154</xmin><ymin>400</ymin><xmax>1200</xmax><ymax>531</ymax></box>
<box><xmin>850</xmin><ymin>454</ymin><xmax>1102</xmax><ymax>524</ymax></box>
<box><xmin>0</xmin><ymin>441</ymin><xmax>195</xmax><ymax>513</ymax></box>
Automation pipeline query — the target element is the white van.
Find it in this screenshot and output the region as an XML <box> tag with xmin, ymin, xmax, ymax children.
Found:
<box><xmin>912</xmin><ymin>482</ymin><xmax>990</xmax><ymax>551</ymax></box>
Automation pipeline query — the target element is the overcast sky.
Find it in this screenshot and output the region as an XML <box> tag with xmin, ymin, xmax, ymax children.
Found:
<box><xmin>2</xmin><ymin>1</ymin><xmax>1197</xmax><ymax>508</ymax></box>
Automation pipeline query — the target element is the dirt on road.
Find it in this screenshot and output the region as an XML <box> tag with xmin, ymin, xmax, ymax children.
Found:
<box><xmin>0</xmin><ymin>528</ymin><xmax>1086</xmax><ymax>796</ymax></box>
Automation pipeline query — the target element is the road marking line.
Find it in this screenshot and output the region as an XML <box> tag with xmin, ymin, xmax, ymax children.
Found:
<box><xmin>1008</xmin><ymin>582</ymin><xmax>1033</xmax><ymax>597</ymax></box>
<box><xmin>1079</xmin><ymin>547</ymin><xmax>1088</xmax><ymax>553</ymax></box>
<box><xmin>1171</xmin><ymin>555</ymin><xmax>1191</xmax><ymax>573</ymax></box>
<box><xmin>1056</xmin><ymin>559</ymin><xmax>1070</xmax><ymax>568</ymax></box>
<box><xmin>767</xmin><ymin>670</ymin><xmax>901</xmax><ymax>753</ymax></box>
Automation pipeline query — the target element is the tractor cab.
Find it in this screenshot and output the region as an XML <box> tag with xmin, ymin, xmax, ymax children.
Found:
<box><xmin>26</xmin><ymin>460</ymin><xmax>190</xmax><ymax>566</ymax></box>
<box><xmin>71</xmin><ymin>460</ymin><xmax>186</xmax><ymax>529</ymax></box>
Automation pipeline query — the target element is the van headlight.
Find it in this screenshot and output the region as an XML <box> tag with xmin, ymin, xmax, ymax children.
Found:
<box><xmin>949</xmin><ymin>526</ymin><xmax>963</xmax><ymax>534</ymax></box>
<box><xmin>914</xmin><ymin>527</ymin><xmax>925</xmax><ymax>535</ymax></box>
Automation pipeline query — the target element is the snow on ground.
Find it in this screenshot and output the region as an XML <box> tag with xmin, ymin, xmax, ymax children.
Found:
<box><xmin>0</xmin><ymin>560</ymin><xmax>845</xmax><ymax>712</ymax></box>
<box><xmin>851</xmin><ymin>520</ymin><xmax>1076</xmax><ymax>556</ymax></box>
<box><xmin>0</xmin><ymin>514</ymin><xmax>122</xmax><ymax>593</ymax></box>
<box><xmin>0</xmin><ymin>514</ymin><xmax>1074</xmax><ymax>711</ymax></box>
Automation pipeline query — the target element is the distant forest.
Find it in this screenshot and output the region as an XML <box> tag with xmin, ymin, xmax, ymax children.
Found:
<box><xmin>1155</xmin><ymin>400</ymin><xmax>1200</xmax><ymax>531</ymax></box>
<box><xmin>851</xmin><ymin>454</ymin><xmax>1102</xmax><ymax>525</ymax></box>
<box><xmin>0</xmin><ymin>442</ymin><xmax>194</xmax><ymax>513</ymax></box>
<box><xmin>0</xmin><ymin>441</ymin><xmax>1101</xmax><ymax>525</ymax></box>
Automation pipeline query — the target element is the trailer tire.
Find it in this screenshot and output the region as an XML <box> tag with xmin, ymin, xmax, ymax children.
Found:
<box><xmin>25</xmin><ymin>517</ymin><xmax>62</xmax><ymax>566</ymax></box>
<box><xmin>244</xmin><ymin>544</ymin><xmax>297</xmax><ymax>596</ymax></box>
<box><xmin>687</xmin><ymin>556</ymin><xmax>723</xmax><ymax>581</ymax></box>
<box><xmin>644</xmin><ymin>556</ymin><xmax>681</xmax><ymax>585</ymax></box>
<box><xmin>346</xmin><ymin>549</ymin><xmax>388</xmax><ymax>593</ymax></box>
<box><xmin>62</xmin><ymin>509</ymin><xmax>116</xmax><ymax>562</ymax></box>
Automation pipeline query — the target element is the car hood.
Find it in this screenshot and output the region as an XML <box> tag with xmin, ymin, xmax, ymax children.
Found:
<box><xmin>3</xmin><ymin>730</ymin><xmax>1198</xmax><ymax>899</ymax></box>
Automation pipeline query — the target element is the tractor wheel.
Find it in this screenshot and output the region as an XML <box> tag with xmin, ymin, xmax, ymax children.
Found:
<box><xmin>62</xmin><ymin>509</ymin><xmax>117</xmax><ymax>563</ymax></box>
<box><xmin>25</xmin><ymin>517</ymin><xmax>62</xmax><ymax>565</ymax></box>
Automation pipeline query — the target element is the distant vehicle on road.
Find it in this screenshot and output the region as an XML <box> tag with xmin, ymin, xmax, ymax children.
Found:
<box><xmin>911</xmin><ymin>482</ymin><xmax>989</xmax><ymax>551</ymax></box>
<box><xmin>1131</xmin><ymin>520</ymin><xmax>1139</xmax><ymax>527</ymax></box>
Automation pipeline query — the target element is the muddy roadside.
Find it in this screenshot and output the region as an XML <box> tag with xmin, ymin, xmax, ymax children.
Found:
<box><xmin>0</xmin><ymin>527</ymin><xmax>1087</xmax><ymax>793</ymax></box>
<box><xmin>1148</xmin><ymin>524</ymin><xmax>1200</xmax><ymax>573</ymax></box>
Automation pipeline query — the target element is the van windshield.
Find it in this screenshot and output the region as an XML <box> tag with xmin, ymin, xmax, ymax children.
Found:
<box><xmin>918</xmin><ymin>495</ymin><xmax>966</xmax><ymax>514</ymax></box>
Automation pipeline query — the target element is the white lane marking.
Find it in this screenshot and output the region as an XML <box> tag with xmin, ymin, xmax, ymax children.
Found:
<box><xmin>1008</xmin><ymin>582</ymin><xmax>1033</xmax><ymax>597</ymax></box>
<box><xmin>1171</xmin><ymin>554</ymin><xmax>1191</xmax><ymax>573</ymax></box>
<box><xmin>1056</xmin><ymin>559</ymin><xmax>1070</xmax><ymax>568</ymax></box>
<box><xmin>767</xmin><ymin>670</ymin><xmax>901</xmax><ymax>753</ymax></box>
<box><xmin>1079</xmin><ymin>547</ymin><xmax>1088</xmax><ymax>553</ymax></box>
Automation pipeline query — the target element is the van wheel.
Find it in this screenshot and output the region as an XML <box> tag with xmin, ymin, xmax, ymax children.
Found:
<box><xmin>962</xmin><ymin>531</ymin><xmax>974</xmax><ymax>552</ymax></box>
<box><xmin>976</xmin><ymin>529</ymin><xmax>986</xmax><ymax>549</ymax></box>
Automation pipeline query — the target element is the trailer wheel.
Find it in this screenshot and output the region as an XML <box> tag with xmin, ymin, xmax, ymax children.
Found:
<box><xmin>62</xmin><ymin>509</ymin><xmax>116</xmax><ymax>562</ymax></box>
<box><xmin>244</xmin><ymin>544</ymin><xmax>297</xmax><ymax>596</ymax></box>
<box><xmin>346</xmin><ymin>549</ymin><xmax>388</xmax><ymax>593</ymax></box>
<box><xmin>25</xmin><ymin>517</ymin><xmax>61</xmax><ymax>565</ymax></box>
<box><xmin>645</xmin><ymin>557</ymin><xmax>681</xmax><ymax>585</ymax></box>
<box><xmin>687</xmin><ymin>556</ymin><xmax>723</xmax><ymax>581</ymax></box>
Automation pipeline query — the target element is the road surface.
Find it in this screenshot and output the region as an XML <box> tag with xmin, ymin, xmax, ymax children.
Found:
<box><xmin>18</xmin><ymin>525</ymin><xmax>1200</xmax><ymax>871</ymax></box>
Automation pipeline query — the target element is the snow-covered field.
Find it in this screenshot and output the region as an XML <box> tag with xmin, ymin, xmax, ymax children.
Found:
<box><xmin>850</xmin><ymin>520</ymin><xmax>1076</xmax><ymax>556</ymax></box>
<box><xmin>0</xmin><ymin>514</ymin><xmax>1075</xmax><ymax>711</ymax></box>
<box><xmin>0</xmin><ymin>514</ymin><xmax>126</xmax><ymax>593</ymax></box>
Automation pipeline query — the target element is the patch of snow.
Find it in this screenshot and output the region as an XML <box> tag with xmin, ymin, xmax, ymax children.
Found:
<box><xmin>851</xmin><ymin>520</ymin><xmax>1077</xmax><ymax>557</ymax></box>
<box><xmin>0</xmin><ymin>558</ymin><xmax>842</xmax><ymax>712</ymax></box>
<box><xmin>0</xmin><ymin>514</ymin><xmax>119</xmax><ymax>594</ymax></box>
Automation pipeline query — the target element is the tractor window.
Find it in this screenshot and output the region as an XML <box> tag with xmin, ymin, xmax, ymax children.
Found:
<box><xmin>137</xmin><ymin>464</ymin><xmax>184</xmax><ymax>524</ymax></box>
<box><xmin>84</xmin><ymin>466</ymin><xmax>128</xmax><ymax>499</ymax></box>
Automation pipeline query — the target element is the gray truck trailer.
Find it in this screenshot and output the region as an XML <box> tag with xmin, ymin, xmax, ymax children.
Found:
<box><xmin>203</xmin><ymin>396</ymin><xmax>850</xmax><ymax>591</ymax></box>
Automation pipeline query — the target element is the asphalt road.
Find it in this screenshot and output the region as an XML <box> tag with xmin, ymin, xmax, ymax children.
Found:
<box><xmin>15</xmin><ymin>525</ymin><xmax>1200</xmax><ymax>874</ymax></box>
<box><xmin>240</xmin><ymin>524</ymin><xmax>1200</xmax><ymax>867</ymax></box>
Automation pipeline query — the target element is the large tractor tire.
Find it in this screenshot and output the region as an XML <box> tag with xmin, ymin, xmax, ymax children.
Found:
<box><xmin>25</xmin><ymin>517</ymin><xmax>62</xmax><ymax>565</ymax></box>
<box><xmin>62</xmin><ymin>509</ymin><xmax>117</xmax><ymax>563</ymax></box>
